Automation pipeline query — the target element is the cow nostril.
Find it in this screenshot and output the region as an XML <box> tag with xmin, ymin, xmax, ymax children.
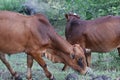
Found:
<box><xmin>77</xmin><ymin>58</ymin><xmax>84</xmax><ymax>68</ymax></box>
<box><xmin>78</xmin><ymin>58</ymin><xmax>82</xmax><ymax>61</ymax></box>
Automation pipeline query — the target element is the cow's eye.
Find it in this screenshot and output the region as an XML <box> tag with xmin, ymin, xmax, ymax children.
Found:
<box><xmin>70</xmin><ymin>54</ymin><xmax>75</xmax><ymax>59</ymax></box>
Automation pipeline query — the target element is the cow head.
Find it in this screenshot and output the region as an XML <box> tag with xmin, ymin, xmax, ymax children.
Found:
<box><xmin>65</xmin><ymin>13</ymin><xmax>80</xmax><ymax>22</ymax></box>
<box><xmin>58</xmin><ymin>44</ymin><xmax>90</xmax><ymax>75</ymax></box>
<box><xmin>70</xmin><ymin>44</ymin><xmax>90</xmax><ymax>74</ymax></box>
<box><xmin>48</xmin><ymin>44</ymin><xmax>91</xmax><ymax>75</ymax></box>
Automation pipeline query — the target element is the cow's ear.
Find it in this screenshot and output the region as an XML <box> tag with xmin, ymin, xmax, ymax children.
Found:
<box><xmin>75</xmin><ymin>15</ymin><xmax>80</xmax><ymax>19</ymax></box>
<box><xmin>65</xmin><ymin>14</ymin><xmax>69</xmax><ymax>20</ymax></box>
<box><xmin>84</xmin><ymin>48</ymin><xmax>91</xmax><ymax>54</ymax></box>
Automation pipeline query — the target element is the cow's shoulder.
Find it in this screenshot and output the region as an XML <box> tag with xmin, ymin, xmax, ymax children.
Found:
<box><xmin>33</xmin><ymin>14</ymin><xmax>51</xmax><ymax>26</ymax></box>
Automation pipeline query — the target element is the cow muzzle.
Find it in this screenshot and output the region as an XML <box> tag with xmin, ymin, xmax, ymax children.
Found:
<box><xmin>85</xmin><ymin>67</ymin><xmax>93</xmax><ymax>75</ymax></box>
<box><xmin>74</xmin><ymin>67</ymin><xmax>92</xmax><ymax>75</ymax></box>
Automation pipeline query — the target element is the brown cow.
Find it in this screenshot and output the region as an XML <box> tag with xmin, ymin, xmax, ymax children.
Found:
<box><xmin>27</xmin><ymin>44</ymin><xmax>87</xmax><ymax>80</ymax></box>
<box><xmin>65</xmin><ymin>13</ymin><xmax>120</xmax><ymax>67</ymax></box>
<box><xmin>42</xmin><ymin>45</ymin><xmax>90</xmax><ymax>72</ymax></box>
<box><xmin>0</xmin><ymin>11</ymin><xmax>88</xmax><ymax>80</ymax></box>
<box><xmin>40</xmin><ymin>45</ymin><xmax>81</xmax><ymax>71</ymax></box>
<box><xmin>42</xmin><ymin>49</ymin><xmax>69</xmax><ymax>71</ymax></box>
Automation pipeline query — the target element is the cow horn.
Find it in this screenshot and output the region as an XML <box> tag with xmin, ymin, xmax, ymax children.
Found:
<box><xmin>85</xmin><ymin>48</ymin><xmax>91</xmax><ymax>53</ymax></box>
<box><xmin>73</xmin><ymin>13</ymin><xmax>77</xmax><ymax>16</ymax></box>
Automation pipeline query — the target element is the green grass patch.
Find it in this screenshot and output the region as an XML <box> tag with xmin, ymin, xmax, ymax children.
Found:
<box><xmin>0</xmin><ymin>51</ymin><xmax>120</xmax><ymax>80</ymax></box>
<box><xmin>0</xmin><ymin>0</ymin><xmax>26</xmax><ymax>12</ymax></box>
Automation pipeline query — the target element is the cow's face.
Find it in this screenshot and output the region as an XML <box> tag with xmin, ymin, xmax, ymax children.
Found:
<box><xmin>47</xmin><ymin>44</ymin><xmax>90</xmax><ymax>75</ymax></box>
<box><xmin>69</xmin><ymin>44</ymin><xmax>89</xmax><ymax>74</ymax></box>
<box><xmin>65</xmin><ymin>13</ymin><xmax>80</xmax><ymax>22</ymax></box>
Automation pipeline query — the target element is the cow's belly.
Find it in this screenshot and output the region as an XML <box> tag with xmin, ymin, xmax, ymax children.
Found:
<box><xmin>0</xmin><ymin>34</ymin><xmax>27</xmax><ymax>54</ymax></box>
<box><xmin>85</xmin><ymin>30</ymin><xmax>120</xmax><ymax>53</ymax></box>
<box><xmin>86</xmin><ymin>43</ymin><xmax>120</xmax><ymax>53</ymax></box>
<box><xmin>0</xmin><ymin>42</ymin><xmax>25</xmax><ymax>54</ymax></box>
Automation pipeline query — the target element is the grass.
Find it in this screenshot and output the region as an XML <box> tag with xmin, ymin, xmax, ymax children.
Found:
<box><xmin>0</xmin><ymin>0</ymin><xmax>26</xmax><ymax>12</ymax></box>
<box><xmin>0</xmin><ymin>0</ymin><xmax>120</xmax><ymax>80</ymax></box>
<box><xmin>0</xmin><ymin>51</ymin><xmax>120</xmax><ymax>80</ymax></box>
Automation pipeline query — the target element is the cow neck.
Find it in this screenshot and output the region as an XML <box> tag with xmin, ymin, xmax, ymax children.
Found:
<box><xmin>66</xmin><ymin>17</ymin><xmax>74</xmax><ymax>35</ymax></box>
<box><xmin>48</xmin><ymin>27</ymin><xmax>73</xmax><ymax>55</ymax></box>
<box><xmin>66</xmin><ymin>17</ymin><xmax>79</xmax><ymax>29</ymax></box>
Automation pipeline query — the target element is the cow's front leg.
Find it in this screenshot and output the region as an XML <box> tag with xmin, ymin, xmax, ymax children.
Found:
<box><xmin>29</xmin><ymin>52</ymin><xmax>56</xmax><ymax>80</ymax></box>
<box><xmin>0</xmin><ymin>53</ymin><xmax>22</xmax><ymax>80</ymax></box>
<box><xmin>85</xmin><ymin>52</ymin><xmax>91</xmax><ymax>67</ymax></box>
<box><xmin>62</xmin><ymin>64</ymin><xmax>69</xmax><ymax>71</ymax></box>
<box><xmin>27</xmin><ymin>55</ymin><xmax>33</xmax><ymax>80</ymax></box>
<box><xmin>117</xmin><ymin>48</ymin><xmax>120</xmax><ymax>57</ymax></box>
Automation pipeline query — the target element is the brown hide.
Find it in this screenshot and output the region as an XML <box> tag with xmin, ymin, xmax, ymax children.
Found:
<box><xmin>0</xmin><ymin>11</ymin><xmax>87</xmax><ymax>80</ymax></box>
<box><xmin>43</xmin><ymin>44</ymin><xmax>86</xmax><ymax>71</ymax></box>
<box><xmin>65</xmin><ymin>13</ymin><xmax>120</xmax><ymax>66</ymax></box>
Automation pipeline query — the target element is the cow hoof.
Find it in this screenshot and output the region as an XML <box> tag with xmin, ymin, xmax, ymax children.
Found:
<box><xmin>92</xmin><ymin>75</ymin><xmax>111</xmax><ymax>80</ymax></box>
<box><xmin>15</xmin><ymin>76</ymin><xmax>23</xmax><ymax>80</ymax></box>
<box><xmin>27</xmin><ymin>78</ymin><xmax>33</xmax><ymax>80</ymax></box>
<box><xmin>50</xmin><ymin>76</ymin><xmax>56</xmax><ymax>80</ymax></box>
<box><xmin>65</xmin><ymin>73</ymin><xmax>79</xmax><ymax>80</ymax></box>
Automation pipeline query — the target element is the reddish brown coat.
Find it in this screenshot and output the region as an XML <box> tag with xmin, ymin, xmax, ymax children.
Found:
<box><xmin>65</xmin><ymin>13</ymin><xmax>120</xmax><ymax>66</ymax></box>
<box><xmin>0</xmin><ymin>11</ymin><xmax>87</xmax><ymax>80</ymax></box>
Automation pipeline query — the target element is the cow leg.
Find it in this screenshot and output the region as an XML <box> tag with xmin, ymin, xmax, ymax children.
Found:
<box><xmin>29</xmin><ymin>52</ymin><xmax>56</xmax><ymax>80</ymax></box>
<box><xmin>85</xmin><ymin>52</ymin><xmax>91</xmax><ymax>67</ymax></box>
<box><xmin>27</xmin><ymin>55</ymin><xmax>33</xmax><ymax>80</ymax></box>
<box><xmin>117</xmin><ymin>48</ymin><xmax>120</xmax><ymax>57</ymax></box>
<box><xmin>62</xmin><ymin>64</ymin><xmax>69</xmax><ymax>71</ymax></box>
<box><xmin>0</xmin><ymin>53</ymin><xmax>22</xmax><ymax>80</ymax></box>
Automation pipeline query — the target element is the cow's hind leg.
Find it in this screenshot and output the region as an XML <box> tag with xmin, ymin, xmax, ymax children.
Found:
<box><xmin>0</xmin><ymin>53</ymin><xmax>22</xmax><ymax>80</ymax></box>
<box><xmin>117</xmin><ymin>48</ymin><xmax>120</xmax><ymax>57</ymax></box>
<box><xmin>27</xmin><ymin>55</ymin><xmax>33</xmax><ymax>80</ymax></box>
<box><xmin>29</xmin><ymin>52</ymin><xmax>56</xmax><ymax>80</ymax></box>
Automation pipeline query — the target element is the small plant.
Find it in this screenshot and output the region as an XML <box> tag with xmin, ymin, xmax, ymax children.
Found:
<box><xmin>0</xmin><ymin>0</ymin><xmax>26</xmax><ymax>12</ymax></box>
